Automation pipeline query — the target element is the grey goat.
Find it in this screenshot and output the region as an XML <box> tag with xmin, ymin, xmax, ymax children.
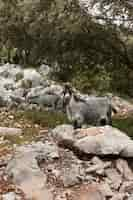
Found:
<box><xmin>63</xmin><ymin>84</ymin><xmax>116</xmax><ymax>129</ymax></box>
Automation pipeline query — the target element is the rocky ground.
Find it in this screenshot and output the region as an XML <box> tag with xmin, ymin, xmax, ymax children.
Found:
<box><xmin>0</xmin><ymin>118</ymin><xmax>133</xmax><ymax>200</ymax></box>
<box><xmin>0</xmin><ymin>63</ymin><xmax>133</xmax><ymax>199</ymax></box>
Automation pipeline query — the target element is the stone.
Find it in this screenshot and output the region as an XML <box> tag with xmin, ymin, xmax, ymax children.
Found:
<box><xmin>99</xmin><ymin>182</ymin><xmax>113</xmax><ymax>198</ymax></box>
<box><xmin>105</xmin><ymin>168</ymin><xmax>122</xmax><ymax>190</ymax></box>
<box><xmin>70</xmin><ymin>184</ymin><xmax>105</xmax><ymax>200</ymax></box>
<box><xmin>36</xmin><ymin>141</ymin><xmax>59</xmax><ymax>162</ymax></box>
<box><xmin>38</xmin><ymin>64</ymin><xmax>51</xmax><ymax>78</ymax></box>
<box><xmin>6</xmin><ymin>142</ymin><xmax>53</xmax><ymax>200</ymax></box>
<box><xmin>120</xmin><ymin>181</ymin><xmax>133</xmax><ymax>194</ymax></box>
<box><xmin>85</xmin><ymin>161</ymin><xmax>111</xmax><ymax>174</ymax></box>
<box><xmin>61</xmin><ymin>164</ymin><xmax>83</xmax><ymax>187</ymax></box>
<box><xmin>110</xmin><ymin>193</ymin><xmax>128</xmax><ymax>200</ymax></box>
<box><xmin>74</xmin><ymin>126</ymin><xmax>133</xmax><ymax>157</ymax></box>
<box><xmin>128</xmin><ymin>194</ymin><xmax>133</xmax><ymax>200</ymax></box>
<box><xmin>23</xmin><ymin>68</ymin><xmax>43</xmax><ymax>87</ymax></box>
<box><xmin>116</xmin><ymin>159</ymin><xmax>133</xmax><ymax>181</ymax></box>
<box><xmin>2</xmin><ymin>192</ymin><xmax>16</xmax><ymax>200</ymax></box>
<box><xmin>0</xmin><ymin>127</ymin><xmax>22</xmax><ymax>136</ymax></box>
<box><xmin>52</xmin><ymin>124</ymin><xmax>75</xmax><ymax>147</ymax></box>
<box><xmin>26</xmin><ymin>86</ymin><xmax>45</xmax><ymax>99</ymax></box>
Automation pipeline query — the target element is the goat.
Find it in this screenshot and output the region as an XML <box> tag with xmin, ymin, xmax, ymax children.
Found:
<box><xmin>63</xmin><ymin>84</ymin><xmax>115</xmax><ymax>129</ymax></box>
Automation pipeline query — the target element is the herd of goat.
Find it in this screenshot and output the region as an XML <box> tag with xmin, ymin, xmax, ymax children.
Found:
<box><xmin>28</xmin><ymin>84</ymin><xmax>117</xmax><ymax>129</ymax></box>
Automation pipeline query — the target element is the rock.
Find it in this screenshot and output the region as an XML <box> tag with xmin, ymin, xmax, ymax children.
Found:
<box><xmin>23</xmin><ymin>68</ymin><xmax>43</xmax><ymax>87</ymax></box>
<box><xmin>6</xmin><ymin>142</ymin><xmax>53</xmax><ymax>200</ymax></box>
<box><xmin>38</xmin><ymin>64</ymin><xmax>51</xmax><ymax>78</ymax></box>
<box><xmin>52</xmin><ymin>124</ymin><xmax>75</xmax><ymax>147</ymax></box>
<box><xmin>105</xmin><ymin>168</ymin><xmax>122</xmax><ymax>190</ymax></box>
<box><xmin>0</xmin><ymin>77</ymin><xmax>15</xmax><ymax>90</ymax></box>
<box><xmin>10</xmin><ymin>95</ymin><xmax>25</xmax><ymax>104</ymax></box>
<box><xmin>110</xmin><ymin>193</ymin><xmax>128</xmax><ymax>200</ymax></box>
<box><xmin>0</xmin><ymin>63</ymin><xmax>23</xmax><ymax>81</ymax></box>
<box><xmin>0</xmin><ymin>86</ymin><xmax>11</xmax><ymax>106</ymax></box>
<box><xmin>74</xmin><ymin>126</ymin><xmax>133</xmax><ymax>157</ymax></box>
<box><xmin>85</xmin><ymin>161</ymin><xmax>111</xmax><ymax>174</ymax></box>
<box><xmin>128</xmin><ymin>194</ymin><xmax>133</xmax><ymax>200</ymax></box>
<box><xmin>116</xmin><ymin>159</ymin><xmax>133</xmax><ymax>181</ymax></box>
<box><xmin>2</xmin><ymin>192</ymin><xmax>16</xmax><ymax>200</ymax></box>
<box><xmin>28</xmin><ymin>93</ymin><xmax>61</xmax><ymax>110</ymax></box>
<box><xmin>36</xmin><ymin>141</ymin><xmax>59</xmax><ymax>162</ymax></box>
<box><xmin>26</xmin><ymin>86</ymin><xmax>46</xmax><ymax>99</ymax></box>
<box><xmin>0</xmin><ymin>127</ymin><xmax>22</xmax><ymax>136</ymax></box>
<box><xmin>99</xmin><ymin>182</ymin><xmax>113</xmax><ymax>198</ymax></box>
<box><xmin>91</xmin><ymin>156</ymin><xmax>104</xmax><ymax>165</ymax></box>
<box><xmin>12</xmin><ymin>88</ymin><xmax>26</xmax><ymax>98</ymax></box>
<box><xmin>69</xmin><ymin>184</ymin><xmax>105</xmax><ymax>200</ymax></box>
<box><xmin>43</xmin><ymin>84</ymin><xmax>63</xmax><ymax>95</ymax></box>
<box><xmin>111</xmin><ymin>95</ymin><xmax>133</xmax><ymax>117</ymax></box>
<box><xmin>61</xmin><ymin>164</ymin><xmax>83</xmax><ymax>187</ymax></box>
<box><xmin>120</xmin><ymin>181</ymin><xmax>133</xmax><ymax>194</ymax></box>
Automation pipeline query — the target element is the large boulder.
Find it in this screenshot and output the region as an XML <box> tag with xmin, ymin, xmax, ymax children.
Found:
<box><xmin>0</xmin><ymin>63</ymin><xmax>23</xmax><ymax>81</ymax></box>
<box><xmin>38</xmin><ymin>64</ymin><xmax>51</xmax><ymax>78</ymax></box>
<box><xmin>74</xmin><ymin>126</ymin><xmax>133</xmax><ymax>157</ymax></box>
<box><xmin>23</xmin><ymin>68</ymin><xmax>43</xmax><ymax>87</ymax></box>
<box><xmin>6</xmin><ymin>142</ymin><xmax>56</xmax><ymax>200</ymax></box>
<box><xmin>52</xmin><ymin>124</ymin><xmax>75</xmax><ymax>147</ymax></box>
<box><xmin>0</xmin><ymin>86</ymin><xmax>12</xmax><ymax>106</ymax></box>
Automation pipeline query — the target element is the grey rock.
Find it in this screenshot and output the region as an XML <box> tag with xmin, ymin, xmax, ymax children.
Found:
<box><xmin>0</xmin><ymin>127</ymin><xmax>22</xmax><ymax>136</ymax></box>
<box><xmin>61</xmin><ymin>164</ymin><xmax>83</xmax><ymax>187</ymax></box>
<box><xmin>116</xmin><ymin>159</ymin><xmax>133</xmax><ymax>181</ymax></box>
<box><xmin>99</xmin><ymin>182</ymin><xmax>113</xmax><ymax>198</ymax></box>
<box><xmin>38</xmin><ymin>64</ymin><xmax>51</xmax><ymax>78</ymax></box>
<box><xmin>10</xmin><ymin>95</ymin><xmax>25</xmax><ymax>104</ymax></box>
<box><xmin>52</xmin><ymin>124</ymin><xmax>75</xmax><ymax>147</ymax></box>
<box><xmin>105</xmin><ymin>168</ymin><xmax>122</xmax><ymax>190</ymax></box>
<box><xmin>2</xmin><ymin>192</ymin><xmax>16</xmax><ymax>200</ymax></box>
<box><xmin>0</xmin><ymin>63</ymin><xmax>23</xmax><ymax>81</ymax></box>
<box><xmin>26</xmin><ymin>86</ymin><xmax>45</xmax><ymax>99</ymax></box>
<box><xmin>28</xmin><ymin>93</ymin><xmax>61</xmax><ymax>110</ymax></box>
<box><xmin>36</xmin><ymin>141</ymin><xmax>59</xmax><ymax>162</ymax></box>
<box><xmin>6</xmin><ymin>142</ymin><xmax>53</xmax><ymax>200</ymax></box>
<box><xmin>74</xmin><ymin>126</ymin><xmax>133</xmax><ymax>157</ymax></box>
<box><xmin>120</xmin><ymin>181</ymin><xmax>133</xmax><ymax>194</ymax></box>
<box><xmin>0</xmin><ymin>77</ymin><xmax>15</xmax><ymax>90</ymax></box>
<box><xmin>110</xmin><ymin>193</ymin><xmax>128</xmax><ymax>200</ymax></box>
<box><xmin>85</xmin><ymin>161</ymin><xmax>111</xmax><ymax>175</ymax></box>
<box><xmin>44</xmin><ymin>84</ymin><xmax>63</xmax><ymax>96</ymax></box>
<box><xmin>128</xmin><ymin>194</ymin><xmax>133</xmax><ymax>200</ymax></box>
<box><xmin>23</xmin><ymin>68</ymin><xmax>43</xmax><ymax>87</ymax></box>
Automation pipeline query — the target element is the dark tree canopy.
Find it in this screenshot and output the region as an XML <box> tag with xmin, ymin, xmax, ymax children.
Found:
<box><xmin>0</xmin><ymin>0</ymin><xmax>133</xmax><ymax>95</ymax></box>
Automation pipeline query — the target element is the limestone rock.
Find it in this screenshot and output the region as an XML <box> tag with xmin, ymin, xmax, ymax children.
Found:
<box><xmin>52</xmin><ymin>124</ymin><xmax>75</xmax><ymax>147</ymax></box>
<box><xmin>116</xmin><ymin>159</ymin><xmax>133</xmax><ymax>181</ymax></box>
<box><xmin>74</xmin><ymin>126</ymin><xmax>133</xmax><ymax>157</ymax></box>
<box><xmin>6</xmin><ymin>142</ymin><xmax>54</xmax><ymax>200</ymax></box>
<box><xmin>0</xmin><ymin>127</ymin><xmax>22</xmax><ymax>136</ymax></box>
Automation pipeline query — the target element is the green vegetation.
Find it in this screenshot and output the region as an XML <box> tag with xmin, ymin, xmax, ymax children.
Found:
<box><xmin>14</xmin><ymin>110</ymin><xmax>68</xmax><ymax>128</ymax></box>
<box><xmin>113</xmin><ymin>116</ymin><xmax>133</xmax><ymax>139</ymax></box>
<box><xmin>0</xmin><ymin>0</ymin><xmax>133</xmax><ymax>96</ymax></box>
<box><xmin>2</xmin><ymin>110</ymin><xmax>68</xmax><ymax>145</ymax></box>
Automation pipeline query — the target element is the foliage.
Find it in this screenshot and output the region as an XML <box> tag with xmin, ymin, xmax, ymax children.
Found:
<box><xmin>113</xmin><ymin>116</ymin><xmax>133</xmax><ymax>139</ymax></box>
<box><xmin>14</xmin><ymin>110</ymin><xmax>68</xmax><ymax>128</ymax></box>
<box><xmin>0</xmin><ymin>0</ymin><xmax>133</xmax><ymax>95</ymax></box>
